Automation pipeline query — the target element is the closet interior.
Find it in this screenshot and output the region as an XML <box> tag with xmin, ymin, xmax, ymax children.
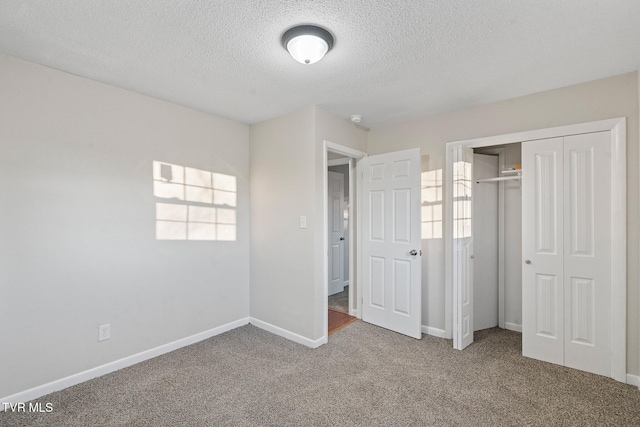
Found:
<box><xmin>472</xmin><ymin>144</ymin><xmax>522</xmax><ymax>333</ymax></box>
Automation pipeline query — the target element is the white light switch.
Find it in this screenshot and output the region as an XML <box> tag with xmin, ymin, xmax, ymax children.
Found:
<box><xmin>300</xmin><ymin>216</ymin><xmax>307</xmax><ymax>229</ymax></box>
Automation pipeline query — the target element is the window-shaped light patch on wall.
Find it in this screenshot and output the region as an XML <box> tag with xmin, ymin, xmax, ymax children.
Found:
<box><xmin>421</xmin><ymin>168</ymin><xmax>443</xmax><ymax>239</ymax></box>
<box><xmin>153</xmin><ymin>161</ymin><xmax>237</xmax><ymax>241</ymax></box>
<box><xmin>453</xmin><ymin>161</ymin><xmax>472</xmax><ymax>239</ymax></box>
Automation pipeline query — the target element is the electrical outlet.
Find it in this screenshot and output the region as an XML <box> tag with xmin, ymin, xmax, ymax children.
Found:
<box><xmin>98</xmin><ymin>324</ymin><xmax>110</xmax><ymax>342</ymax></box>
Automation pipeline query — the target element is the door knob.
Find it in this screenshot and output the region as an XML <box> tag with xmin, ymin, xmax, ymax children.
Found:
<box><xmin>525</xmin><ymin>259</ymin><xmax>532</xmax><ymax>264</ymax></box>
<box><xmin>339</xmin><ymin>237</ymin><xmax>345</xmax><ymax>241</ymax></box>
<box><xmin>410</xmin><ymin>250</ymin><xmax>418</xmax><ymax>256</ymax></box>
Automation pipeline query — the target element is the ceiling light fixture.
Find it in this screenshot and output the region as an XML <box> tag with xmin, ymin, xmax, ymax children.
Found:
<box><xmin>282</xmin><ymin>25</ymin><xmax>334</xmax><ymax>65</ymax></box>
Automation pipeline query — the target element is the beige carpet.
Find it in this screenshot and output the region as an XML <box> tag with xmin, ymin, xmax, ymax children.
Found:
<box><xmin>2</xmin><ymin>323</ymin><xmax>640</xmax><ymax>426</ymax></box>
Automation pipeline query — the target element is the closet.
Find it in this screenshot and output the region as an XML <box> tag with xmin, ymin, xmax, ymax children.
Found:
<box><xmin>471</xmin><ymin>133</ymin><xmax>613</xmax><ymax>376</ymax></box>
<box><xmin>449</xmin><ymin>118</ymin><xmax>626</xmax><ymax>381</ymax></box>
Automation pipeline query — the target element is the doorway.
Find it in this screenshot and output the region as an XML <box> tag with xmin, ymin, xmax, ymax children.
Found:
<box><xmin>322</xmin><ymin>142</ymin><xmax>422</xmax><ymax>341</ymax></box>
<box><xmin>445</xmin><ymin>118</ymin><xmax>627</xmax><ymax>382</ymax></box>
<box><xmin>328</xmin><ymin>163</ymin><xmax>350</xmax><ymax>312</ymax></box>
<box><xmin>323</xmin><ymin>141</ymin><xmax>365</xmax><ymax>340</ymax></box>
<box><xmin>327</xmin><ymin>160</ymin><xmax>357</xmax><ymax>335</ymax></box>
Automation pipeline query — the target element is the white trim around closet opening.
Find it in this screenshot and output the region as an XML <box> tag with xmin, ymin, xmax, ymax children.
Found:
<box><xmin>444</xmin><ymin>117</ymin><xmax>627</xmax><ymax>383</ymax></box>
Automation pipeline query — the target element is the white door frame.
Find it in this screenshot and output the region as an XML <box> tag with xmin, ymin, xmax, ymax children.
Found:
<box><xmin>444</xmin><ymin>118</ymin><xmax>626</xmax><ymax>382</ymax></box>
<box><xmin>323</xmin><ymin>141</ymin><xmax>367</xmax><ymax>342</ymax></box>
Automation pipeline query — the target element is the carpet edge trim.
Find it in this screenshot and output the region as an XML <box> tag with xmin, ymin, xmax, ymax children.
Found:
<box><xmin>0</xmin><ymin>317</ymin><xmax>250</xmax><ymax>409</ymax></box>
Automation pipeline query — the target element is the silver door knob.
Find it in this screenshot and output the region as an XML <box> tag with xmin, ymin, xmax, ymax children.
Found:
<box><xmin>410</xmin><ymin>250</ymin><xmax>418</xmax><ymax>256</ymax></box>
<box><xmin>339</xmin><ymin>237</ymin><xmax>345</xmax><ymax>241</ymax></box>
<box><xmin>470</xmin><ymin>255</ymin><xmax>475</xmax><ymax>259</ymax></box>
<box><xmin>525</xmin><ymin>259</ymin><xmax>532</xmax><ymax>264</ymax></box>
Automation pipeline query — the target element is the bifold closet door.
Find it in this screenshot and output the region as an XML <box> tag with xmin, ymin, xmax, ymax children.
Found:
<box><xmin>522</xmin><ymin>137</ymin><xmax>564</xmax><ymax>366</ymax></box>
<box><xmin>562</xmin><ymin>132</ymin><xmax>611</xmax><ymax>376</ymax></box>
<box><xmin>522</xmin><ymin>132</ymin><xmax>612</xmax><ymax>377</ymax></box>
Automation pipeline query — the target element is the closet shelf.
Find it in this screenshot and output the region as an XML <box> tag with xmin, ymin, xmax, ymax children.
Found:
<box><xmin>501</xmin><ymin>169</ymin><xmax>522</xmax><ymax>175</ymax></box>
<box><xmin>476</xmin><ymin>175</ymin><xmax>521</xmax><ymax>184</ymax></box>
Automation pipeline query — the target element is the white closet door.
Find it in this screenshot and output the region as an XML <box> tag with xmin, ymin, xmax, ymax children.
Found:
<box><xmin>522</xmin><ymin>137</ymin><xmax>564</xmax><ymax>365</ymax></box>
<box><xmin>563</xmin><ymin>131</ymin><xmax>611</xmax><ymax>376</ymax></box>
<box><xmin>522</xmin><ymin>132</ymin><xmax>612</xmax><ymax>377</ymax></box>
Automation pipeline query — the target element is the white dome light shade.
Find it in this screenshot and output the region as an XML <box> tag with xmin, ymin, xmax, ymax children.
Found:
<box><xmin>282</xmin><ymin>25</ymin><xmax>334</xmax><ymax>65</ymax></box>
<box><xmin>287</xmin><ymin>35</ymin><xmax>328</xmax><ymax>64</ymax></box>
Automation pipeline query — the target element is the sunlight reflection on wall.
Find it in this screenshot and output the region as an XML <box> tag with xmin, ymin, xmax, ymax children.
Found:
<box><xmin>421</xmin><ymin>168</ymin><xmax>443</xmax><ymax>239</ymax></box>
<box><xmin>153</xmin><ymin>161</ymin><xmax>237</xmax><ymax>241</ymax></box>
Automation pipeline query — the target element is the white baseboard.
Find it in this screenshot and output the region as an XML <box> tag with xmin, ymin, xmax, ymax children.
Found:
<box><xmin>249</xmin><ymin>317</ymin><xmax>326</xmax><ymax>348</ymax></box>
<box><xmin>505</xmin><ymin>322</ymin><xmax>522</xmax><ymax>333</ymax></box>
<box><xmin>0</xmin><ymin>317</ymin><xmax>249</xmax><ymax>409</ymax></box>
<box><xmin>627</xmin><ymin>374</ymin><xmax>640</xmax><ymax>388</ymax></box>
<box><xmin>421</xmin><ymin>325</ymin><xmax>447</xmax><ymax>338</ymax></box>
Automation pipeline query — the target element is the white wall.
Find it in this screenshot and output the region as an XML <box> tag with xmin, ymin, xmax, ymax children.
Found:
<box><xmin>420</xmin><ymin>154</ymin><xmax>445</xmax><ymax>331</ymax></box>
<box><xmin>368</xmin><ymin>72</ymin><xmax>640</xmax><ymax>375</ymax></box>
<box><xmin>250</xmin><ymin>106</ymin><xmax>367</xmax><ymax>343</ymax></box>
<box><xmin>0</xmin><ymin>54</ymin><xmax>251</xmax><ymax>399</ymax></box>
<box><xmin>249</xmin><ymin>106</ymin><xmax>316</xmax><ymax>339</ymax></box>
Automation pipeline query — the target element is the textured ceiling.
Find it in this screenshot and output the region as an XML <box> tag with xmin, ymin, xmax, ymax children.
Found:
<box><xmin>1</xmin><ymin>1</ymin><xmax>639</xmax><ymax>129</ymax></box>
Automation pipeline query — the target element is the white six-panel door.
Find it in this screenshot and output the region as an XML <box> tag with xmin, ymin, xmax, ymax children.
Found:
<box><xmin>522</xmin><ymin>132</ymin><xmax>611</xmax><ymax>376</ymax></box>
<box><xmin>361</xmin><ymin>148</ymin><xmax>422</xmax><ymax>339</ymax></box>
<box><xmin>328</xmin><ymin>171</ymin><xmax>345</xmax><ymax>296</ymax></box>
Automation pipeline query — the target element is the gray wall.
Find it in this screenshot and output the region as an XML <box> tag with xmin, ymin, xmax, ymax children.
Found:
<box><xmin>369</xmin><ymin>72</ymin><xmax>640</xmax><ymax>375</ymax></box>
<box><xmin>250</xmin><ymin>106</ymin><xmax>317</xmax><ymax>339</ymax></box>
<box><xmin>0</xmin><ymin>54</ymin><xmax>251</xmax><ymax>398</ymax></box>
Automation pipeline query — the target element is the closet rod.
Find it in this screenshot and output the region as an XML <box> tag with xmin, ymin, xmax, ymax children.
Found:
<box><xmin>476</xmin><ymin>176</ymin><xmax>521</xmax><ymax>184</ymax></box>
